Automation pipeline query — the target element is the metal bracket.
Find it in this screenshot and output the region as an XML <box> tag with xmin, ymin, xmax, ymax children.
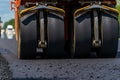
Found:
<box><xmin>74</xmin><ymin>4</ymin><xmax>119</xmax><ymax>17</ymax></box>
<box><xmin>93</xmin><ymin>10</ymin><xmax>101</xmax><ymax>48</ymax></box>
<box><xmin>39</xmin><ymin>41</ymin><xmax>47</xmax><ymax>48</ymax></box>
<box><xmin>38</xmin><ymin>11</ymin><xmax>47</xmax><ymax>48</ymax></box>
<box><xmin>93</xmin><ymin>40</ymin><xmax>101</xmax><ymax>48</ymax></box>
<box><xmin>20</xmin><ymin>5</ymin><xmax>65</xmax><ymax>17</ymax></box>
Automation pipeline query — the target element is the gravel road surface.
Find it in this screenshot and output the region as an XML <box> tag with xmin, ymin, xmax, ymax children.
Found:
<box><xmin>1</xmin><ymin>39</ymin><xmax>120</xmax><ymax>80</ymax></box>
<box><xmin>0</xmin><ymin>53</ymin><xmax>12</xmax><ymax>80</ymax></box>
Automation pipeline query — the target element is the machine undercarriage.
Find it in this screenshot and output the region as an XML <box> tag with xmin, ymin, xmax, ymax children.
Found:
<box><xmin>11</xmin><ymin>0</ymin><xmax>119</xmax><ymax>59</ymax></box>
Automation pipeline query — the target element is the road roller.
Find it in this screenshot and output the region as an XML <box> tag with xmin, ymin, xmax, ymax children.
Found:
<box><xmin>10</xmin><ymin>0</ymin><xmax>120</xmax><ymax>59</ymax></box>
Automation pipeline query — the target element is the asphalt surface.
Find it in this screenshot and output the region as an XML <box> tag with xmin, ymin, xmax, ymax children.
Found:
<box><xmin>0</xmin><ymin>54</ymin><xmax>12</xmax><ymax>80</ymax></box>
<box><xmin>1</xmin><ymin>35</ymin><xmax>120</xmax><ymax>80</ymax></box>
